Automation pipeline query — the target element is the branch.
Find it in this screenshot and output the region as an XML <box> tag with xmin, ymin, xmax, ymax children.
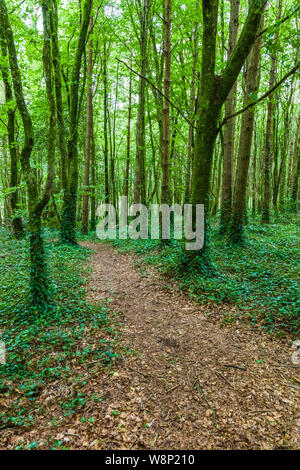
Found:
<box><xmin>218</xmin><ymin>63</ymin><xmax>299</xmax><ymax>133</ymax></box>
<box><xmin>117</xmin><ymin>58</ymin><xmax>196</xmax><ymax>129</ymax></box>
<box><xmin>256</xmin><ymin>5</ymin><xmax>300</xmax><ymax>39</ymax></box>
<box><xmin>0</xmin><ymin>117</ymin><xmax>8</xmax><ymax>129</ymax></box>
<box><xmin>8</xmin><ymin>0</ymin><xmax>27</xmax><ymax>14</ymax></box>
<box><xmin>85</xmin><ymin>0</ymin><xmax>104</xmax><ymax>46</ymax></box>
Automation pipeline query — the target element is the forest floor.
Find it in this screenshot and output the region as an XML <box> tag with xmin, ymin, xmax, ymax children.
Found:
<box><xmin>79</xmin><ymin>241</ymin><xmax>300</xmax><ymax>450</ymax></box>
<box><xmin>1</xmin><ymin>237</ymin><xmax>300</xmax><ymax>450</ymax></box>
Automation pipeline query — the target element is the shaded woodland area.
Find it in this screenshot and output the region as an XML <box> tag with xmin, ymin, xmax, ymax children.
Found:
<box><xmin>0</xmin><ymin>0</ymin><xmax>299</xmax><ymax>451</ymax></box>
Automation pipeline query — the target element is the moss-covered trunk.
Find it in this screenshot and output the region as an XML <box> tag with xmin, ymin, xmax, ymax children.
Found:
<box><xmin>230</xmin><ymin>21</ymin><xmax>263</xmax><ymax>244</ymax></box>
<box><xmin>60</xmin><ymin>0</ymin><xmax>93</xmax><ymax>244</ymax></box>
<box><xmin>183</xmin><ymin>0</ymin><xmax>266</xmax><ymax>269</ymax></box>
<box><xmin>220</xmin><ymin>0</ymin><xmax>240</xmax><ymax>234</ymax></box>
<box><xmin>0</xmin><ymin>0</ymin><xmax>56</xmax><ymax>307</ymax></box>
<box><xmin>0</xmin><ymin>37</ymin><xmax>24</xmax><ymax>239</ymax></box>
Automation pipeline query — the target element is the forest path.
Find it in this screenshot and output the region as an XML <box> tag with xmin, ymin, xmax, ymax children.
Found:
<box><xmin>79</xmin><ymin>241</ymin><xmax>300</xmax><ymax>450</ymax></box>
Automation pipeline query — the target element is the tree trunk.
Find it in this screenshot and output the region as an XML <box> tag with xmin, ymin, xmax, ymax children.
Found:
<box><xmin>90</xmin><ymin>112</ymin><xmax>96</xmax><ymax>231</ymax></box>
<box><xmin>230</xmin><ymin>22</ymin><xmax>263</xmax><ymax>243</ymax></box>
<box><xmin>0</xmin><ymin>38</ymin><xmax>24</xmax><ymax>239</ymax></box>
<box><xmin>161</xmin><ymin>0</ymin><xmax>171</xmax><ymax>205</ymax></box>
<box><xmin>261</xmin><ymin>0</ymin><xmax>282</xmax><ymax>224</ymax></box>
<box><xmin>60</xmin><ymin>0</ymin><xmax>93</xmax><ymax>244</ymax></box>
<box><xmin>291</xmin><ymin>113</ymin><xmax>300</xmax><ymax>212</ymax></box>
<box><xmin>184</xmin><ymin>0</ymin><xmax>199</xmax><ymax>204</ymax></box>
<box><xmin>185</xmin><ymin>0</ymin><xmax>266</xmax><ymax>266</ymax></box>
<box><xmin>0</xmin><ymin>0</ymin><xmax>56</xmax><ymax>306</ymax></box>
<box><xmin>134</xmin><ymin>0</ymin><xmax>150</xmax><ymax>204</ymax></box>
<box><xmin>278</xmin><ymin>100</ymin><xmax>293</xmax><ymax>210</ymax></box>
<box><xmin>81</xmin><ymin>16</ymin><xmax>93</xmax><ymax>235</ymax></box>
<box><xmin>50</xmin><ymin>0</ymin><xmax>68</xmax><ymax>191</ymax></box>
<box><xmin>220</xmin><ymin>0</ymin><xmax>240</xmax><ymax>233</ymax></box>
<box><xmin>252</xmin><ymin>123</ymin><xmax>257</xmax><ymax>215</ymax></box>
<box><xmin>103</xmin><ymin>39</ymin><xmax>110</xmax><ymax>204</ymax></box>
<box><xmin>124</xmin><ymin>68</ymin><xmax>133</xmax><ymax>199</ymax></box>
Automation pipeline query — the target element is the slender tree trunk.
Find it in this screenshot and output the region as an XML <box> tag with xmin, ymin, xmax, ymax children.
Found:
<box><xmin>0</xmin><ymin>0</ymin><xmax>56</xmax><ymax>306</ymax></box>
<box><xmin>108</xmin><ymin>63</ymin><xmax>119</xmax><ymax>208</ymax></box>
<box><xmin>261</xmin><ymin>0</ymin><xmax>282</xmax><ymax>223</ymax></box>
<box><xmin>147</xmin><ymin>92</ymin><xmax>159</xmax><ymax>203</ymax></box>
<box><xmin>134</xmin><ymin>0</ymin><xmax>150</xmax><ymax>204</ymax></box>
<box><xmin>0</xmin><ymin>39</ymin><xmax>24</xmax><ymax>238</ymax></box>
<box><xmin>81</xmin><ymin>16</ymin><xmax>93</xmax><ymax>234</ymax></box>
<box><xmin>149</xmin><ymin>17</ymin><xmax>164</xmax><ymax>195</ymax></box>
<box><xmin>272</xmin><ymin>107</ymin><xmax>279</xmax><ymax>209</ymax></box>
<box><xmin>184</xmin><ymin>0</ymin><xmax>199</xmax><ymax>204</ymax></box>
<box><xmin>161</xmin><ymin>0</ymin><xmax>171</xmax><ymax>205</ymax></box>
<box><xmin>211</xmin><ymin>146</ymin><xmax>223</xmax><ymax>216</ymax></box>
<box><xmin>220</xmin><ymin>0</ymin><xmax>240</xmax><ymax>233</ymax></box>
<box><xmin>90</xmin><ymin>113</ymin><xmax>96</xmax><ymax>231</ymax></box>
<box><xmin>291</xmin><ymin>113</ymin><xmax>300</xmax><ymax>212</ymax></box>
<box><xmin>230</xmin><ymin>22</ymin><xmax>263</xmax><ymax>243</ymax></box>
<box><xmin>252</xmin><ymin>123</ymin><xmax>257</xmax><ymax>215</ymax></box>
<box><xmin>103</xmin><ymin>40</ymin><xmax>109</xmax><ymax>203</ymax></box>
<box><xmin>50</xmin><ymin>0</ymin><xmax>68</xmax><ymax>191</ymax></box>
<box><xmin>279</xmin><ymin>102</ymin><xmax>293</xmax><ymax>210</ymax></box>
<box><xmin>1</xmin><ymin>136</ymin><xmax>11</xmax><ymax>225</ymax></box>
<box><xmin>60</xmin><ymin>0</ymin><xmax>93</xmax><ymax>244</ymax></box>
<box><xmin>124</xmin><ymin>68</ymin><xmax>132</xmax><ymax>199</ymax></box>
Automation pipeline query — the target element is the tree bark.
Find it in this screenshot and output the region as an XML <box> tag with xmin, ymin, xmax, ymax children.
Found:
<box><xmin>124</xmin><ymin>68</ymin><xmax>132</xmax><ymax>199</ymax></box>
<box><xmin>186</xmin><ymin>0</ymin><xmax>266</xmax><ymax>264</ymax></box>
<box><xmin>220</xmin><ymin>0</ymin><xmax>240</xmax><ymax>233</ymax></box>
<box><xmin>0</xmin><ymin>0</ymin><xmax>56</xmax><ymax>306</ymax></box>
<box><xmin>81</xmin><ymin>16</ymin><xmax>94</xmax><ymax>234</ymax></box>
<box><xmin>161</xmin><ymin>0</ymin><xmax>171</xmax><ymax>205</ymax></box>
<box><xmin>230</xmin><ymin>20</ymin><xmax>263</xmax><ymax>243</ymax></box>
<box><xmin>49</xmin><ymin>0</ymin><xmax>68</xmax><ymax>191</ymax></box>
<box><xmin>184</xmin><ymin>0</ymin><xmax>199</xmax><ymax>204</ymax></box>
<box><xmin>134</xmin><ymin>0</ymin><xmax>150</xmax><ymax>205</ymax></box>
<box><xmin>291</xmin><ymin>113</ymin><xmax>300</xmax><ymax>212</ymax></box>
<box><xmin>60</xmin><ymin>0</ymin><xmax>93</xmax><ymax>244</ymax></box>
<box><xmin>0</xmin><ymin>38</ymin><xmax>24</xmax><ymax>239</ymax></box>
<box><xmin>103</xmin><ymin>39</ymin><xmax>110</xmax><ymax>204</ymax></box>
<box><xmin>261</xmin><ymin>0</ymin><xmax>282</xmax><ymax>223</ymax></box>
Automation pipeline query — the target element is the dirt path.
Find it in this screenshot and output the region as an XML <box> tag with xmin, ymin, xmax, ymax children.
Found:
<box><xmin>80</xmin><ymin>242</ymin><xmax>299</xmax><ymax>450</ymax></box>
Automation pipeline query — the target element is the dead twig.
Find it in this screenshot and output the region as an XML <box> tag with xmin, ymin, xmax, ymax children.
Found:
<box><xmin>127</xmin><ymin>365</ymin><xmax>151</xmax><ymax>378</ymax></box>
<box><xmin>190</xmin><ymin>377</ymin><xmax>219</xmax><ymax>430</ymax></box>
<box><xmin>245</xmin><ymin>409</ymin><xmax>274</xmax><ymax>415</ymax></box>
<box><xmin>166</xmin><ymin>383</ymin><xmax>181</xmax><ymax>393</ymax></box>
<box><xmin>280</xmin><ymin>381</ymin><xmax>300</xmax><ymax>391</ymax></box>
<box><xmin>273</xmin><ymin>364</ymin><xmax>300</xmax><ymax>369</ymax></box>
<box><xmin>223</xmin><ymin>364</ymin><xmax>246</xmax><ymax>371</ymax></box>
<box><xmin>215</xmin><ymin>371</ymin><xmax>235</xmax><ymax>389</ymax></box>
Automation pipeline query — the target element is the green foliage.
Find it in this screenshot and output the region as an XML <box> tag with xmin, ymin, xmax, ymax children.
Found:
<box><xmin>0</xmin><ymin>228</ymin><xmax>118</xmax><ymax>429</ymax></box>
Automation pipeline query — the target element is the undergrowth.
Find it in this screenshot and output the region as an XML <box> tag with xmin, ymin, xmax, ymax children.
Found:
<box><xmin>0</xmin><ymin>228</ymin><xmax>119</xmax><ymax>431</ymax></box>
